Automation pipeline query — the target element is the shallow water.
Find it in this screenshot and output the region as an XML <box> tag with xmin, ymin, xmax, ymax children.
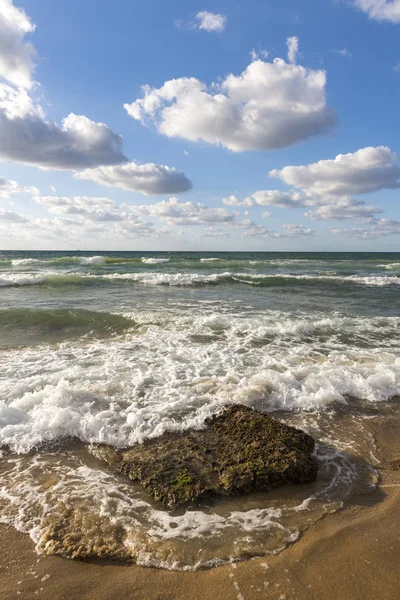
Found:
<box><xmin>0</xmin><ymin>251</ymin><xmax>399</xmax><ymax>568</ymax></box>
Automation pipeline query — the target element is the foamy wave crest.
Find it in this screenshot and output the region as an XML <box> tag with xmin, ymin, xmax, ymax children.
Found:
<box><xmin>378</xmin><ymin>263</ymin><xmax>400</xmax><ymax>270</ymax></box>
<box><xmin>1</xmin><ymin>309</ymin><xmax>399</xmax><ymax>453</ymax></box>
<box><xmin>102</xmin><ymin>272</ymin><xmax>400</xmax><ymax>287</ymax></box>
<box><xmin>0</xmin><ymin>273</ymin><xmax>46</xmax><ymax>287</ymax></box>
<box><xmin>141</xmin><ymin>257</ymin><xmax>170</xmax><ymax>264</ymax></box>
<box><xmin>11</xmin><ymin>258</ymin><xmax>42</xmax><ymax>267</ymax></box>
<box><xmin>79</xmin><ymin>256</ymin><xmax>106</xmax><ymax>265</ymax></box>
<box><xmin>200</xmin><ymin>257</ymin><xmax>221</xmax><ymax>262</ymax></box>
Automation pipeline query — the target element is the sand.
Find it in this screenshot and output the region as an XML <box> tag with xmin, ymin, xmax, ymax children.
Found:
<box><xmin>1</xmin><ymin>409</ymin><xmax>399</xmax><ymax>600</ymax></box>
<box><xmin>0</xmin><ymin>469</ymin><xmax>398</xmax><ymax>600</ymax></box>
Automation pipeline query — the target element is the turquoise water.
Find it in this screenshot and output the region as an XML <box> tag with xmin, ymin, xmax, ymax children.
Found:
<box><xmin>0</xmin><ymin>251</ymin><xmax>399</xmax><ymax>568</ymax></box>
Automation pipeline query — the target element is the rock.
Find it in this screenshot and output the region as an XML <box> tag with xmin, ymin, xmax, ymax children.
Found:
<box><xmin>89</xmin><ymin>405</ymin><xmax>319</xmax><ymax>509</ymax></box>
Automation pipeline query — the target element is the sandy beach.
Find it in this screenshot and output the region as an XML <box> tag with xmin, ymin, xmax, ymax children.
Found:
<box><xmin>1</xmin><ymin>471</ymin><xmax>399</xmax><ymax>600</ymax></box>
<box><xmin>1</xmin><ymin>410</ymin><xmax>399</xmax><ymax>600</ymax></box>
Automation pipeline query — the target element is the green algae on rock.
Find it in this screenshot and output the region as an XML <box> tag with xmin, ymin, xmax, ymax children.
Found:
<box><xmin>89</xmin><ymin>405</ymin><xmax>319</xmax><ymax>509</ymax></box>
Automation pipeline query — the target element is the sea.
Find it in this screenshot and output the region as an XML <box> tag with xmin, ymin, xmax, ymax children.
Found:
<box><xmin>0</xmin><ymin>250</ymin><xmax>399</xmax><ymax>569</ymax></box>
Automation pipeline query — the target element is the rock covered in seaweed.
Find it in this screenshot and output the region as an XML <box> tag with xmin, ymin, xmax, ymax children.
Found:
<box><xmin>89</xmin><ymin>405</ymin><xmax>319</xmax><ymax>508</ymax></box>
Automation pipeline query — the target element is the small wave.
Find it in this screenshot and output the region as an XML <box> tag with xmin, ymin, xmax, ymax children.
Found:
<box><xmin>141</xmin><ymin>257</ymin><xmax>170</xmax><ymax>264</ymax></box>
<box><xmin>0</xmin><ymin>308</ymin><xmax>134</xmax><ymax>337</ymax></box>
<box><xmin>11</xmin><ymin>258</ymin><xmax>42</xmax><ymax>267</ymax></box>
<box><xmin>200</xmin><ymin>257</ymin><xmax>221</xmax><ymax>262</ymax></box>
<box><xmin>102</xmin><ymin>272</ymin><xmax>400</xmax><ymax>287</ymax></box>
<box><xmin>79</xmin><ymin>256</ymin><xmax>106</xmax><ymax>265</ymax></box>
<box><xmin>378</xmin><ymin>262</ymin><xmax>400</xmax><ymax>270</ymax></box>
<box><xmin>0</xmin><ymin>272</ymin><xmax>94</xmax><ymax>287</ymax></box>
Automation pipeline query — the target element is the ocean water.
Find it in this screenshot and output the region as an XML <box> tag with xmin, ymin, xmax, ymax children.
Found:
<box><xmin>0</xmin><ymin>251</ymin><xmax>399</xmax><ymax>568</ymax></box>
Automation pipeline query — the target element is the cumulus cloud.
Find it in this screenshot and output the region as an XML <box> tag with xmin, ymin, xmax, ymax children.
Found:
<box><xmin>133</xmin><ymin>197</ymin><xmax>234</xmax><ymax>226</ymax></box>
<box><xmin>251</xmin><ymin>189</ymin><xmax>305</xmax><ymax>208</ymax></box>
<box><xmin>0</xmin><ymin>175</ymin><xmax>38</xmax><ymax>197</ymax></box>
<box><xmin>195</xmin><ymin>11</ymin><xmax>226</xmax><ymax>32</ymax></box>
<box><xmin>0</xmin><ymin>202</ymin><xmax>157</xmax><ymax>243</ymax></box>
<box><xmin>304</xmin><ymin>196</ymin><xmax>382</xmax><ymax>220</ymax></box>
<box><xmin>270</xmin><ymin>146</ymin><xmax>400</xmax><ymax>196</ymax></box>
<box><xmin>33</xmin><ymin>195</ymin><xmax>121</xmax><ymax>220</ymax></box>
<box><xmin>222</xmin><ymin>194</ymin><xmax>254</xmax><ymax>207</ymax></box>
<box><xmin>229</xmin><ymin>217</ymin><xmax>314</xmax><ymax>239</ymax></box>
<box><xmin>335</xmin><ymin>48</ymin><xmax>352</xmax><ymax>57</ymax></box>
<box><xmin>0</xmin><ymin>84</ymin><xmax>127</xmax><ymax>169</ymax></box>
<box><xmin>76</xmin><ymin>162</ymin><xmax>192</xmax><ymax>195</ymax></box>
<box><xmin>275</xmin><ymin>224</ymin><xmax>314</xmax><ymax>238</ymax></box>
<box><xmin>0</xmin><ymin>208</ymin><xmax>28</xmax><ymax>222</ymax></box>
<box><xmin>0</xmin><ymin>0</ymin><xmax>36</xmax><ymax>89</ymax></box>
<box><xmin>124</xmin><ymin>39</ymin><xmax>336</xmax><ymax>152</ymax></box>
<box><xmin>352</xmin><ymin>0</ymin><xmax>400</xmax><ymax>23</ymax></box>
<box><xmin>287</xmin><ymin>36</ymin><xmax>299</xmax><ymax>64</ymax></box>
<box><xmin>222</xmin><ymin>146</ymin><xmax>398</xmax><ymax>223</ymax></box>
<box><xmin>0</xmin><ymin>4</ymin><xmax>192</xmax><ymax>190</ymax></box>
<box><xmin>332</xmin><ymin>218</ymin><xmax>400</xmax><ymax>239</ymax></box>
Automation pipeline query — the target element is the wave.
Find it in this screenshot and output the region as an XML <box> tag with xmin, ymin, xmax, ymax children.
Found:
<box><xmin>1</xmin><ymin>306</ymin><xmax>399</xmax><ymax>453</ymax></box>
<box><xmin>0</xmin><ymin>272</ymin><xmax>94</xmax><ymax>287</ymax></box>
<box><xmin>2</xmin><ymin>270</ymin><xmax>400</xmax><ymax>288</ymax></box>
<box><xmin>102</xmin><ymin>271</ymin><xmax>400</xmax><ymax>287</ymax></box>
<box><xmin>199</xmin><ymin>257</ymin><xmax>221</xmax><ymax>262</ymax></box>
<box><xmin>11</xmin><ymin>258</ymin><xmax>42</xmax><ymax>267</ymax></box>
<box><xmin>0</xmin><ymin>308</ymin><xmax>134</xmax><ymax>337</ymax></box>
<box><xmin>378</xmin><ymin>262</ymin><xmax>400</xmax><ymax>270</ymax></box>
<box><xmin>141</xmin><ymin>257</ymin><xmax>170</xmax><ymax>264</ymax></box>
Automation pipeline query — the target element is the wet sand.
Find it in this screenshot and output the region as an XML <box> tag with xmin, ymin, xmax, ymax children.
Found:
<box><xmin>1</xmin><ymin>471</ymin><xmax>399</xmax><ymax>600</ymax></box>
<box><xmin>1</xmin><ymin>424</ymin><xmax>400</xmax><ymax>600</ymax></box>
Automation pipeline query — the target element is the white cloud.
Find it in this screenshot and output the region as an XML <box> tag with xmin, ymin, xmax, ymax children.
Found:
<box><xmin>33</xmin><ymin>195</ymin><xmax>120</xmax><ymax>220</ymax></box>
<box><xmin>332</xmin><ymin>218</ymin><xmax>400</xmax><ymax>239</ymax></box>
<box><xmin>75</xmin><ymin>162</ymin><xmax>192</xmax><ymax>195</ymax></box>
<box><xmin>0</xmin><ymin>175</ymin><xmax>38</xmax><ymax>197</ymax></box>
<box><xmin>275</xmin><ymin>224</ymin><xmax>314</xmax><ymax>238</ymax></box>
<box><xmin>251</xmin><ymin>189</ymin><xmax>305</xmax><ymax>208</ymax></box>
<box><xmin>0</xmin><ymin>5</ymin><xmax>192</xmax><ymax>190</ymax></box>
<box><xmin>124</xmin><ymin>40</ymin><xmax>336</xmax><ymax>152</ymax></box>
<box><xmin>261</xmin><ymin>211</ymin><xmax>273</xmax><ymax>218</ymax></box>
<box><xmin>304</xmin><ymin>196</ymin><xmax>383</xmax><ymax>220</ymax></box>
<box><xmin>0</xmin><ymin>208</ymin><xmax>28</xmax><ymax>222</ymax></box>
<box><xmin>270</xmin><ymin>146</ymin><xmax>400</xmax><ymax>196</ymax></box>
<box><xmin>353</xmin><ymin>0</ymin><xmax>400</xmax><ymax>24</ymax></box>
<box><xmin>0</xmin><ymin>0</ymin><xmax>36</xmax><ymax>89</ymax></box>
<box><xmin>250</xmin><ymin>49</ymin><xmax>269</xmax><ymax>61</ymax></box>
<box><xmin>203</xmin><ymin>227</ymin><xmax>231</xmax><ymax>238</ymax></box>
<box><xmin>287</xmin><ymin>36</ymin><xmax>299</xmax><ymax>64</ymax></box>
<box><xmin>195</xmin><ymin>11</ymin><xmax>226</xmax><ymax>32</ymax></box>
<box><xmin>222</xmin><ymin>194</ymin><xmax>254</xmax><ymax>207</ymax></box>
<box><xmin>0</xmin><ymin>84</ymin><xmax>127</xmax><ymax>169</ymax></box>
<box><xmin>230</xmin><ymin>217</ymin><xmax>314</xmax><ymax>239</ymax></box>
<box><xmin>335</xmin><ymin>48</ymin><xmax>352</xmax><ymax>57</ymax></box>
<box><xmin>133</xmin><ymin>197</ymin><xmax>234</xmax><ymax>226</ymax></box>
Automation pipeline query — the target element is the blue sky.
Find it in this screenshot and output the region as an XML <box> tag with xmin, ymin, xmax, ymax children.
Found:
<box><xmin>0</xmin><ymin>0</ymin><xmax>399</xmax><ymax>250</ymax></box>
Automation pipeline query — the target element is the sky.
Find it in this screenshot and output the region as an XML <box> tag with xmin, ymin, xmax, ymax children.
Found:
<box><xmin>0</xmin><ymin>0</ymin><xmax>399</xmax><ymax>251</ymax></box>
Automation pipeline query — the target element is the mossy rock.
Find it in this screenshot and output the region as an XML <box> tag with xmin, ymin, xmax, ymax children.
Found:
<box><xmin>89</xmin><ymin>405</ymin><xmax>319</xmax><ymax>508</ymax></box>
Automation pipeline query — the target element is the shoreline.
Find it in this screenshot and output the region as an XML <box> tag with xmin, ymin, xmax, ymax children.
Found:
<box><xmin>1</xmin><ymin>466</ymin><xmax>399</xmax><ymax>600</ymax></box>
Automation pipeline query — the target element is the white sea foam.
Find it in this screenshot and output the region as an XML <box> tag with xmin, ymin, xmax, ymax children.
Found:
<box><xmin>102</xmin><ymin>272</ymin><xmax>400</xmax><ymax>287</ymax></box>
<box><xmin>0</xmin><ymin>441</ymin><xmax>360</xmax><ymax>568</ymax></box>
<box><xmin>141</xmin><ymin>257</ymin><xmax>170</xmax><ymax>264</ymax></box>
<box><xmin>200</xmin><ymin>257</ymin><xmax>221</xmax><ymax>262</ymax></box>
<box><xmin>0</xmin><ymin>310</ymin><xmax>399</xmax><ymax>453</ymax></box>
<box><xmin>11</xmin><ymin>258</ymin><xmax>42</xmax><ymax>267</ymax></box>
<box><xmin>378</xmin><ymin>262</ymin><xmax>400</xmax><ymax>270</ymax></box>
<box><xmin>0</xmin><ymin>273</ymin><xmax>47</xmax><ymax>287</ymax></box>
<box><xmin>79</xmin><ymin>256</ymin><xmax>106</xmax><ymax>265</ymax></box>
